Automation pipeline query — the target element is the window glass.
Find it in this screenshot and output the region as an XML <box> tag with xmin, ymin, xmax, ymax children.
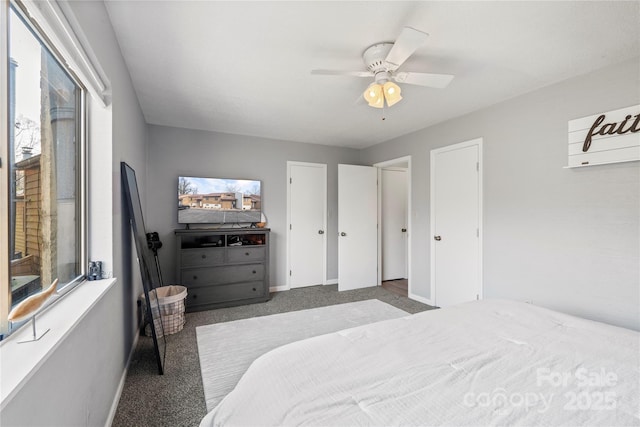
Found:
<box><xmin>4</xmin><ymin>6</ymin><xmax>84</xmax><ymax>334</ymax></box>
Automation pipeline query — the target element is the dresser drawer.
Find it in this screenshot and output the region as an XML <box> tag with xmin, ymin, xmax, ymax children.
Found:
<box><xmin>181</xmin><ymin>264</ymin><xmax>265</xmax><ymax>286</ymax></box>
<box><xmin>186</xmin><ymin>281</ymin><xmax>266</xmax><ymax>307</ymax></box>
<box><xmin>180</xmin><ymin>248</ymin><xmax>224</xmax><ymax>268</ymax></box>
<box><xmin>227</xmin><ymin>246</ymin><xmax>266</xmax><ymax>263</ymax></box>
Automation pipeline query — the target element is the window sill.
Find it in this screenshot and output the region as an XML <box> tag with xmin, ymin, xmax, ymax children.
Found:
<box><xmin>0</xmin><ymin>278</ymin><xmax>117</xmax><ymax>410</ymax></box>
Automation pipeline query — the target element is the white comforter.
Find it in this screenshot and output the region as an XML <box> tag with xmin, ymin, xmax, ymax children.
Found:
<box><xmin>201</xmin><ymin>300</ymin><xmax>640</xmax><ymax>426</ymax></box>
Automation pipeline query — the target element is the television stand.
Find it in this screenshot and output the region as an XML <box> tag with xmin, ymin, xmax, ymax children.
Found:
<box><xmin>175</xmin><ymin>228</ymin><xmax>270</xmax><ymax>311</ymax></box>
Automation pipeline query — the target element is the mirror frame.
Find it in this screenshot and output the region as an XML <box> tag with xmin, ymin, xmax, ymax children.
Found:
<box><xmin>121</xmin><ymin>161</ymin><xmax>166</xmax><ymax>375</ymax></box>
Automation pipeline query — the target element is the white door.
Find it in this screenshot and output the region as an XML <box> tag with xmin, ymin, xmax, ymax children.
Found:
<box><xmin>381</xmin><ymin>168</ymin><xmax>407</xmax><ymax>280</ymax></box>
<box><xmin>338</xmin><ymin>164</ymin><xmax>378</xmax><ymax>291</ymax></box>
<box><xmin>288</xmin><ymin>162</ymin><xmax>326</xmax><ymax>288</ymax></box>
<box><xmin>431</xmin><ymin>139</ymin><xmax>482</xmax><ymax>307</ymax></box>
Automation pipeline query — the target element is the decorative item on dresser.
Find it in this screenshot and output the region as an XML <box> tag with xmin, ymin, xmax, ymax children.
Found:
<box><xmin>175</xmin><ymin>228</ymin><xmax>270</xmax><ymax>311</ymax></box>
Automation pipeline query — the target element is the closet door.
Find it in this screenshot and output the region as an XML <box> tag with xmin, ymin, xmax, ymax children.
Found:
<box><xmin>288</xmin><ymin>162</ymin><xmax>326</xmax><ymax>288</ymax></box>
<box><xmin>431</xmin><ymin>139</ymin><xmax>483</xmax><ymax>307</ymax></box>
<box><xmin>338</xmin><ymin>164</ymin><xmax>377</xmax><ymax>291</ymax></box>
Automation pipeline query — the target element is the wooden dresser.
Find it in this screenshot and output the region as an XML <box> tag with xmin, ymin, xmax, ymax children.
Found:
<box><xmin>175</xmin><ymin>228</ymin><xmax>270</xmax><ymax>312</ymax></box>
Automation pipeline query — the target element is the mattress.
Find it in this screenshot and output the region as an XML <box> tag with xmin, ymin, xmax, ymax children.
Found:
<box><xmin>201</xmin><ymin>299</ymin><xmax>640</xmax><ymax>426</ymax></box>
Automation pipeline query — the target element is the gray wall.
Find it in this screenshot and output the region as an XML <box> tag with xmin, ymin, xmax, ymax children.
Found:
<box><xmin>71</xmin><ymin>0</ymin><xmax>150</xmax><ymax>416</ymax></box>
<box><xmin>361</xmin><ymin>58</ymin><xmax>640</xmax><ymax>330</ymax></box>
<box><xmin>146</xmin><ymin>126</ymin><xmax>360</xmax><ymax>288</ymax></box>
<box><xmin>1</xmin><ymin>2</ymin><xmax>148</xmax><ymax>425</ymax></box>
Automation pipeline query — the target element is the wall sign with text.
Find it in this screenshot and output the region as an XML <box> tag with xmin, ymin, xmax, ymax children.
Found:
<box><xmin>567</xmin><ymin>105</ymin><xmax>639</xmax><ymax>168</ymax></box>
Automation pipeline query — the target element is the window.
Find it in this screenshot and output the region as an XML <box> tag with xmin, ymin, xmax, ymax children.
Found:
<box><xmin>1</xmin><ymin>4</ymin><xmax>86</xmax><ymax>337</ymax></box>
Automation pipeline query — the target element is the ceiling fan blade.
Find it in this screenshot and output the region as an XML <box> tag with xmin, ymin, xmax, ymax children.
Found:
<box><xmin>385</xmin><ymin>27</ymin><xmax>429</xmax><ymax>70</ymax></box>
<box><xmin>393</xmin><ymin>72</ymin><xmax>454</xmax><ymax>89</ymax></box>
<box><xmin>311</xmin><ymin>70</ymin><xmax>373</xmax><ymax>77</ymax></box>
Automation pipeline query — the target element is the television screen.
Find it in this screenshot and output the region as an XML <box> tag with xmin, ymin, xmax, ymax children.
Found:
<box><xmin>178</xmin><ymin>176</ymin><xmax>261</xmax><ymax>224</ymax></box>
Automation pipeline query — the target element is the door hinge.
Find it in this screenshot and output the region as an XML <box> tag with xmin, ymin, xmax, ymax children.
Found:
<box><xmin>476</xmin><ymin>294</ymin><xmax>479</xmax><ymax>300</ymax></box>
<box><xmin>290</xmin><ymin>270</ymin><xmax>292</xmax><ymax>276</ymax></box>
<box><xmin>476</xmin><ymin>162</ymin><xmax>479</xmax><ymax>172</ymax></box>
<box><xmin>290</xmin><ymin>177</ymin><xmax>292</xmax><ymax>184</ymax></box>
<box><xmin>476</xmin><ymin>228</ymin><xmax>479</xmax><ymax>237</ymax></box>
<box><xmin>290</xmin><ymin>224</ymin><xmax>292</xmax><ymax>230</ymax></box>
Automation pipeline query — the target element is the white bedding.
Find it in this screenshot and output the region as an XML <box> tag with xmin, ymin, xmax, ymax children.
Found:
<box><xmin>201</xmin><ymin>300</ymin><xmax>640</xmax><ymax>426</ymax></box>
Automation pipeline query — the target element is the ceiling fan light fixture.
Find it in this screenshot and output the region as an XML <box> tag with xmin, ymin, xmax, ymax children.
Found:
<box><xmin>383</xmin><ymin>81</ymin><xmax>402</xmax><ymax>107</ymax></box>
<box><xmin>364</xmin><ymin>83</ymin><xmax>384</xmax><ymax>108</ymax></box>
<box><xmin>364</xmin><ymin>81</ymin><xmax>403</xmax><ymax>109</ymax></box>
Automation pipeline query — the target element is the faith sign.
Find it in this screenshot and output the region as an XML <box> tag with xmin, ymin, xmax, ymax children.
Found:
<box><xmin>567</xmin><ymin>105</ymin><xmax>639</xmax><ymax>168</ymax></box>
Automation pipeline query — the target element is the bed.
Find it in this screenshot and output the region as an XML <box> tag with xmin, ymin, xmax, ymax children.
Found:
<box><xmin>200</xmin><ymin>299</ymin><xmax>640</xmax><ymax>426</ymax></box>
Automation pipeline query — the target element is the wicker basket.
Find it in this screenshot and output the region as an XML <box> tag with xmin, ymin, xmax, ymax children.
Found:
<box><xmin>141</xmin><ymin>285</ymin><xmax>187</xmax><ymax>337</ymax></box>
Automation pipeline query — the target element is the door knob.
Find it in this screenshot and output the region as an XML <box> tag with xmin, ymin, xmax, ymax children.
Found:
<box><xmin>340</xmin><ymin>232</ymin><xmax>347</xmax><ymax>236</ymax></box>
<box><xmin>401</xmin><ymin>228</ymin><xmax>407</xmax><ymax>232</ymax></box>
<box><xmin>434</xmin><ymin>235</ymin><xmax>441</xmax><ymax>241</ymax></box>
<box><xmin>318</xmin><ymin>230</ymin><xmax>324</xmax><ymax>234</ymax></box>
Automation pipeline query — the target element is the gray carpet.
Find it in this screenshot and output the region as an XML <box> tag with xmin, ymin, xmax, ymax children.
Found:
<box><xmin>112</xmin><ymin>284</ymin><xmax>434</xmax><ymax>427</ymax></box>
<box><xmin>197</xmin><ymin>299</ymin><xmax>408</xmax><ymax>411</ymax></box>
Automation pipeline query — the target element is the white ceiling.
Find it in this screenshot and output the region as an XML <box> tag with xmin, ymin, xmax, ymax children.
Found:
<box><xmin>104</xmin><ymin>1</ymin><xmax>640</xmax><ymax>149</ymax></box>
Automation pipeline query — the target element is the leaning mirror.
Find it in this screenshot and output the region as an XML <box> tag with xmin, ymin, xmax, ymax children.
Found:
<box><xmin>121</xmin><ymin>161</ymin><xmax>166</xmax><ymax>374</ymax></box>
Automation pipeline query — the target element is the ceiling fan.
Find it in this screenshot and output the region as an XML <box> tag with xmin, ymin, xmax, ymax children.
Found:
<box><xmin>312</xmin><ymin>27</ymin><xmax>454</xmax><ymax>109</ymax></box>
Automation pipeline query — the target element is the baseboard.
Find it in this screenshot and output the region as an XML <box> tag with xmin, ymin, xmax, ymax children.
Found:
<box><xmin>104</xmin><ymin>331</ymin><xmax>140</xmax><ymax>427</ymax></box>
<box><xmin>270</xmin><ymin>285</ymin><xmax>289</xmax><ymax>293</ymax></box>
<box><xmin>325</xmin><ymin>278</ymin><xmax>338</xmax><ymax>285</ymax></box>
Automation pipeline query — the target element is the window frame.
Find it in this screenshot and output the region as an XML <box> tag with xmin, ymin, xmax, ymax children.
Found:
<box><xmin>1</xmin><ymin>0</ymin><xmax>88</xmax><ymax>338</ymax></box>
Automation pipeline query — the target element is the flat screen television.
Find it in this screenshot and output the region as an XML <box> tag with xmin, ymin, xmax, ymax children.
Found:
<box><xmin>178</xmin><ymin>176</ymin><xmax>261</xmax><ymax>225</ymax></box>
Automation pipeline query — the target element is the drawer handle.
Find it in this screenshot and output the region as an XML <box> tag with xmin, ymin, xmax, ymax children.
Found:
<box><xmin>252</xmin><ymin>287</ymin><xmax>256</xmax><ymax>291</ymax></box>
<box><xmin>193</xmin><ymin>275</ymin><xmax>198</xmax><ymax>280</ymax></box>
<box><xmin>252</xmin><ymin>270</ymin><xmax>256</xmax><ymax>274</ymax></box>
<box><xmin>193</xmin><ymin>294</ymin><xmax>197</xmax><ymax>299</ymax></box>
<box><xmin>245</xmin><ymin>252</ymin><xmax>250</xmax><ymax>256</ymax></box>
<box><xmin>201</xmin><ymin>254</ymin><xmax>206</xmax><ymax>259</ymax></box>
